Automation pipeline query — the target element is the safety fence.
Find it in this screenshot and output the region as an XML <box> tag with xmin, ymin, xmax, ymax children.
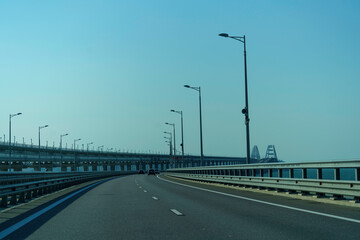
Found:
<box><xmin>0</xmin><ymin>171</ymin><xmax>135</xmax><ymax>208</ymax></box>
<box><xmin>166</xmin><ymin>160</ymin><xmax>360</xmax><ymax>202</ymax></box>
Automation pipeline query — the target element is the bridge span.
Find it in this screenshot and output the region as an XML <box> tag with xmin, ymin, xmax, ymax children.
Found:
<box><xmin>0</xmin><ymin>142</ymin><xmax>265</xmax><ymax>172</ymax></box>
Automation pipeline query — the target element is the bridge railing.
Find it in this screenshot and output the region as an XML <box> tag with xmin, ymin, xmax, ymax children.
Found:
<box><xmin>166</xmin><ymin>160</ymin><xmax>360</xmax><ymax>202</ymax></box>
<box><xmin>0</xmin><ymin>171</ymin><xmax>135</xmax><ymax>209</ymax></box>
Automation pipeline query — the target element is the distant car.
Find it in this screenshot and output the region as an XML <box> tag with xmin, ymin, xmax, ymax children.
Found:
<box><xmin>138</xmin><ymin>170</ymin><xmax>145</xmax><ymax>174</ymax></box>
<box><xmin>154</xmin><ymin>170</ymin><xmax>160</xmax><ymax>174</ymax></box>
<box><xmin>148</xmin><ymin>169</ymin><xmax>156</xmax><ymax>175</ymax></box>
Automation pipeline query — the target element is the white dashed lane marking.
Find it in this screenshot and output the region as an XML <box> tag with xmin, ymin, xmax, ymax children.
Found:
<box><xmin>170</xmin><ymin>209</ymin><xmax>184</xmax><ymax>216</ymax></box>
<box><xmin>152</xmin><ymin>197</ymin><xmax>159</xmax><ymax>200</ymax></box>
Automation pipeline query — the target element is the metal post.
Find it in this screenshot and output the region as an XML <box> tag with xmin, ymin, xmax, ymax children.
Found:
<box><xmin>74</xmin><ymin>138</ymin><xmax>81</xmax><ymax>171</ymax></box>
<box><xmin>38</xmin><ymin>125</ymin><xmax>49</xmax><ymax>171</ymax></box>
<box><xmin>180</xmin><ymin>111</ymin><xmax>184</xmax><ymax>159</ymax></box>
<box><xmin>164</xmin><ymin>132</ymin><xmax>173</xmax><ymax>167</ymax></box>
<box><xmin>243</xmin><ymin>36</ymin><xmax>250</xmax><ymax>164</ymax></box>
<box><xmin>9</xmin><ymin>115</ymin><xmax>11</xmax><ymax>171</ymax></box>
<box><xmin>38</xmin><ymin>127</ymin><xmax>40</xmax><ymax>170</ymax></box>
<box><xmin>8</xmin><ymin>113</ymin><xmax>22</xmax><ymax>171</ymax></box>
<box><xmin>184</xmin><ymin>85</ymin><xmax>204</xmax><ymax>166</ymax></box>
<box><xmin>198</xmin><ymin>87</ymin><xmax>204</xmax><ymax>166</ymax></box>
<box><xmin>172</xmin><ymin>124</ymin><xmax>176</xmax><ymax>163</ymax></box>
<box><xmin>165</xmin><ymin>123</ymin><xmax>176</xmax><ymax>166</ymax></box>
<box><xmin>171</xmin><ymin>110</ymin><xmax>185</xmax><ymax>160</ymax></box>
<box><xmin>219</xmin><ymin>33</ymin><xmax>251</xmax><ymax>164</ymax></box>
<box><xmin>60</xmin><ymin>133</ymin><xmax>68</xmax><ymax>172</ymax></box>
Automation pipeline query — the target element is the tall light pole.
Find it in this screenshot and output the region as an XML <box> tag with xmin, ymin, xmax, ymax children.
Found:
<box><xmin>9</xmin><ymin>112</ymin><xmax>22</xmax><ymax>171</ymax></box>
<box><xmin>60</xmin><ymin>133</ymin><xmax>69</xmax><ymax>171</ymax></box>
<box><xmin>38</xmin><ymin>124</ymin><xmax>49</xmax><ymax>171</ymax></box>
<box><xmin>165</xmin><ymin>140</ymin><xmax>171</xmax><ymax>153</ymax></box>
<box><xmin>184</xmin><ymin>85</ymin><xmax>204</xmax><ymax>166</ymax></box>
<box><xmin>171</xmin><ymin>109</ymin><xmax>184</xmax><ymax>160</ymax></box>
<box><xmin>87</xmin><ymin>142</ymin><xmax>93</xmax><ymax>152</ymax></box>
<box><xmin>74</xmin><ymin>138</ymin><xmax>81</xmax><ymax>171</ymax></box>
<box><xmin>219</xmin><ymin>33</ymin><xmax>250</xmax><ymax>164</ymax></box>
<box><xmin>165</xmin><ymin>122</ymin><xmax>176</xmax><ymax>163</ymax></box>
<box><xmin>85</xmin><ymin>142</ymin><xmax>93</xmax><ymax>171</ymax></box>
<box><xmin>164</xmin><ymin>133</ymin><xmax>172</xmax><ymax>156</ymax></box>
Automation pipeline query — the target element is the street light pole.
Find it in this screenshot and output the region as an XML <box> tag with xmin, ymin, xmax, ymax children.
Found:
<box><xmin>85</xmin><ymin>142</ymin><xmax>93</xmax><ymax>171</ymax></box>
<box><xmin>73</xmin><ymin>138</ymin><xmax>81</xmax><ymax>171</ymax></box>
<box><xmin>9</xmin><ymin>112</ymin><xmax>22</xmax><ymax>171</ymax></box>
<box><xmin>165</xmin><ymin>122</ymin><xmax>176</xmax><ymax>166</ymax></box>
<box><xmin>164</xmin><ymin>131</ymin><xmax>173</xmax><ymax>168</ymax></box>
<box><xmin>163</xmin><ymin>132</ymin><xmax>173</xmax><ymax>155</ymax></box>
<box><xmin>60</xmin><ymin>133</ymin><xmax>69</xmax><ymax>171</ymax></box>
<box><xmin>165</xmin><ymin>140</ymin><xmax>171</xmax><ymax>155</ymax></box>
<box><xmin>87</xmin><ymin>142</ymin><xmax>93</xmax><ymax>152</ymax></box>
<box><xmin>38</xmin><ymin>124</ymin><xmax>49</xmax><ymax>171</ymax></box>
<box><xmin>184</xmin><ymin>85</ymin><xmax>204</xmax><ymax>166</ymax></box>
<box><xmin>219</xmin><ymin>33</ymin><xmax>251</xmax><ymax>164</ymax></box>
<box><xmin>171</xmin><ymin>110</ymin><xmax>184</xmax><ymax>160</ymax></box>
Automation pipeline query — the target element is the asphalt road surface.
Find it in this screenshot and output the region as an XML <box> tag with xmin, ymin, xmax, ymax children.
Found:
<box><xmin>2</xmin><ymin>174</ymin><xmax>360</xmax><ymax>240</ymax></box>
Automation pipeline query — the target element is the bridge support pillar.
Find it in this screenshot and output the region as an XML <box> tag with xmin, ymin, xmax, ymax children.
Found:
<box><xmin>13</xmin><ymin>163</ymin><xmax>23</xmax><ymax>172</ymax></box>
<box><xmin>334</xmin><ymin>168</ymin><xmax>340</xmax><ymax>180</ymax></box>
<box><xmin>110</xmin><ymin>164</ymin><xmax>116</xmax><ymax>171</ymax></box>
<box><xmin>137</xmin><ymin>163</ymin><xmax>140</xmax><ymax>170</ymax></box>
<box><xmin>119</xmin><ymin>163</ymin><xmax>124</xmax><ymax>171</ymax></box>
<box><xmin>356</xmin><ymin>168</ymin><xmax>360</xmax><ymax>181</ymax></box>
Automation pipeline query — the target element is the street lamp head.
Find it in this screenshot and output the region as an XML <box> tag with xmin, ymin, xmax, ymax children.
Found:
<box><xmin>219</xmin><ymin>33</ymin><xmax>229</xmax><ymax>38</ymax></box>
<box><xmin>170</xmin><ymin>110</ymin><xmax>175</xmax><ymax>112</ymax></box>
<box><xmin>184</xmin><ymin>85</ymin><xmax>190</xmax><ymax>88</ymax></box>
<box><xmin>44</xmin><ymin>125</ymin><xmax>49</xmax><ymax>128</ymax></box>
<box><xmin>17</xmin><ymin>113</ymin><xmax>22</xmax><ymax>116</ymax></box>
<box><xmin>165</xmin><ymin>122</ymin><xmax>169</xmax><ymax>125</ymax></box>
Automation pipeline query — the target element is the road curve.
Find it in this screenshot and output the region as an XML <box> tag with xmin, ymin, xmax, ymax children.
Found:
<box><xmin>2</xmin><ymin>174</ymin><xmax>360</xmax><ymax>240</ymax></box>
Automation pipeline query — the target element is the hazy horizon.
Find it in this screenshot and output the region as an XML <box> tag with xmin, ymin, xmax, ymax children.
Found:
<box><xmin>1</xmin><ymin>0</ymin><xmax>359</xmax><ymax>163</ymax></box>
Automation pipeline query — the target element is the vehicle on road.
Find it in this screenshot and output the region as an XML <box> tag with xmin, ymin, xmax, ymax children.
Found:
<box><xmin>148</xmin><ymin>169</ymin><xmax>156</xmax><ymax>175</ymax></box>
<box><xmin>138</xmin><ymin>170</ymin><xmax>145</xmax><ymax>174</ymax></box>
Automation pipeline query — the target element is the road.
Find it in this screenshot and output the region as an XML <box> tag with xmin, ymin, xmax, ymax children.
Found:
<box><xmin>2</xmin><ymin>174</ymin><xmax>360</xmax><ymax>239</ymax></box>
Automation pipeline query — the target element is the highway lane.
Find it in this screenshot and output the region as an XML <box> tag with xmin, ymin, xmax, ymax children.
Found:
<box><xmin>3</xmin><ymin>174</ymin><xmax>360</xmax><ymax>240</ymax></box>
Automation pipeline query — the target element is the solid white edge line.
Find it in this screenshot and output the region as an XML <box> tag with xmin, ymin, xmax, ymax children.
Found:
<box><xmin>170</xmin><ymin>209</ymin><xmax>183</xmax><ymax>216</ymax></box>
<box><xmin>0</xmin><ymin>179</ymin><xmax>107</xmax><ymax>239</ymax></box>
<box><xmin>157</xmin><ymin>175</ymin><xmax>360</xmax><ymax>224</ymax></box>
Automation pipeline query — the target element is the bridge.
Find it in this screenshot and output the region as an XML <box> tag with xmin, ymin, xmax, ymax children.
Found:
<box><xmin>0</xmin><ymin>156</ymin><xmax>359</xmax><ymax>239</ymax></box>
<box><xmin>0</xmin><ymin>142</ymin><xmax>271</xmax><ymax>172</ymax></box>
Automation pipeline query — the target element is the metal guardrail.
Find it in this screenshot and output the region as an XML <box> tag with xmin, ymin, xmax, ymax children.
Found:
<box><xmin>166</xmin><ymin>160</ymin><xmax>360</xmax><ymax>202</ymax></box>
<box><xmin>0</xmin><ymin>171</ymin><xmax>135</xmax><ymax>208</ymax></box>
<box><xmin>0</xmin><ymin>172</ymin><xmax>95</xmax><ymax>185</ymax></box>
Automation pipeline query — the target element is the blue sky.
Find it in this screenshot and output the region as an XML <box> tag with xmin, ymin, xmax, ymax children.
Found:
<box><xmin>0</xmin><ymin>0</ymin><xmax>359</xmax><ymax>162</ymax></box>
